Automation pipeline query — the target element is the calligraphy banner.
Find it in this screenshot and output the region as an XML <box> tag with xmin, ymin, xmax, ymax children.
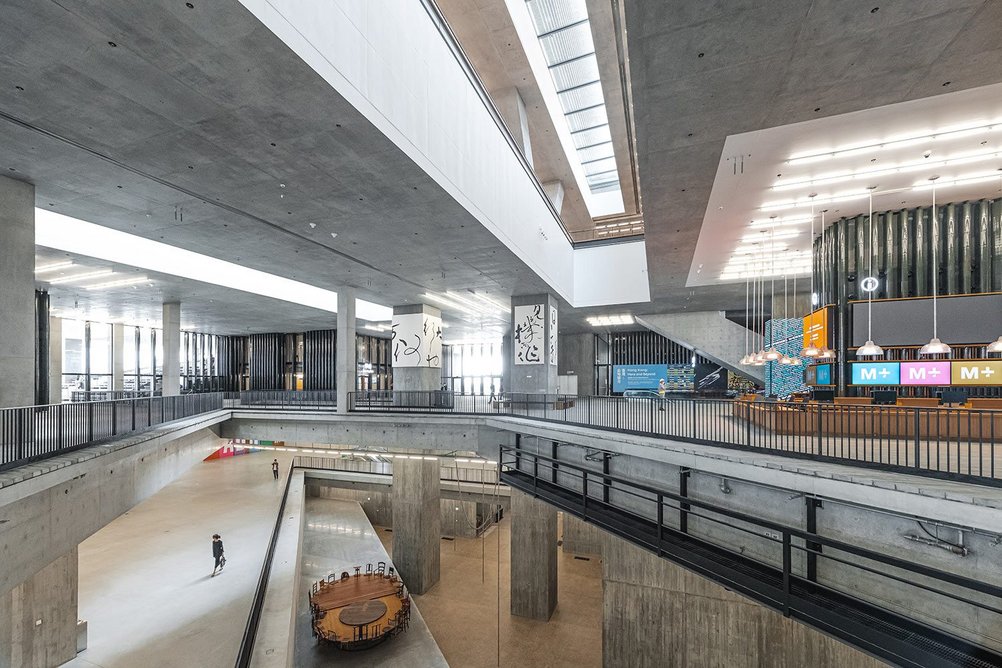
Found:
<box><xmin>514</xmin><ymin>304</ymin><xmax>544</xmax><ymax>365</ymax></box>
<box><xmin>391</xmin><ymin>312</ymin><xmax>443</xmax><ymax>368</ymax></box>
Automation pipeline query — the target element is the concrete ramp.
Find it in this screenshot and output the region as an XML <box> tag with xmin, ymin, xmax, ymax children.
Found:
<box><xmin>637</xmin><ymin>311</ymin><xmax>763</xmax><ymax>383</ymax></box>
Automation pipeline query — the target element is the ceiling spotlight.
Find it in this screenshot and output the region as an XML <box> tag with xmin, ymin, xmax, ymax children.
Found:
<box><xmin>309</xmin><ymin>223</ymin><xmax>317</xmax><ymax>229</ymax></box>
<box><xmin>330</xmin><ymin>232</ymin><xmax>338</xmax><ymax>239</ymax></box>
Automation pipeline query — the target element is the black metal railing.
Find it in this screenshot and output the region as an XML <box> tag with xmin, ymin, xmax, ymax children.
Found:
<box><xmin>500</xmin><ymin>446</ymin><xmax>1002</xmax><ymax>668</ymax></box>
<box><xmin>238</xmin><ymin>390</ymin><xmax>337</xmax><ymax>409</ymax></box>
<box><xmin>0</xmin><ymin>393</ymin><xmax>225</xmax><ymax>472</ymax></box>
<box><xmin>348</xmin><ymin>391</ymin><xmax>1002</xmax><ymax>486</ymax></box>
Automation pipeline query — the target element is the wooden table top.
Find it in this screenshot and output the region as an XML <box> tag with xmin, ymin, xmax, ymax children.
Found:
<box><xmin>338</xmin><ymin>600</ymin><xmax>388</xmax><ymax>627</ymax></box>
<box><xmin>311</xmin><ymin>574</ymin><xmax>398</xmax><ymax>612</ymax></box>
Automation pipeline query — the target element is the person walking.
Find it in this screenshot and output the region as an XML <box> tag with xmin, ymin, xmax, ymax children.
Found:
<box><xmin>211</xmin><ymin>534</ymin><xmax>225</xmax><ymax>576</ymax></box>
<box><xmin>271</xmin><ymin>458</ymin><xmax>279</xmax><ymax>480</ymax></box>
<box><xmin>658</xmin><ymin>378</ymin><xmax>667</xmax><ymax>412</ymax></box>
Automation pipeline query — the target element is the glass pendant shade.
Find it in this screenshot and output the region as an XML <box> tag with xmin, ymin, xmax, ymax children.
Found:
<box><xmin>856</xmin><ymin>340</ymin><xmax>884</xmax><ymax>357</ymax></box>
<box><xmin>740</xmin><ymin>354</ymin><xmax>753</xmax><ymax>365</ymax></box>
<box><xmin>986</xmin><ymin>336</ymin><xmax>1002</xmax><ymax>354</ymax></box>
<box><xmin>778</xmin><ymin>355</ymin><xmax>793</xmax><ymax>365</ymax></box>
<box><xmin>800</xmin><ymin>344</ymin><xmax>821</xmax><ymax>358</ymax></box>
<box><xmin>764</xmin><ymin>348</ymin><xmax>782</xmax><ymax>361</ymax></box>
<box><xmin>788</xmin><ymin>356</ymin><xmax>803</xmax><ymax>366</ymax></box>
<box><xmin>919</xmin><ymin>337</ymin><xmax>951</xmax><ymax>356</ymax></box>
<box><xmin>752</xmin><ymin>357</ymin><xmax>766</xmax><ymax>366</ymax></box>
<box><xmin>817</xmin><ymin>347</ymin><xmax>836</xmax><ymax>360</ymax></box>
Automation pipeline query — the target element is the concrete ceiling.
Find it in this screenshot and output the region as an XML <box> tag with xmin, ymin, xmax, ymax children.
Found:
<box><xmin>625</xmin><ymin>0</ymin><xmax>1002</xmax><ymax>314</ymax></box>
<box><xmin>0</xmin><ymin>0</ymin><xmax>565</xmax><ymax>336</ymax></box>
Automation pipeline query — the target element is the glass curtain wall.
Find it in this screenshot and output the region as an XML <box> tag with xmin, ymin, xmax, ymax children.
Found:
<box><xmin>357</xmin><ymin>334</ymin><xmax>392</xmax><ymax>391</ymax></box>
<box><xmin>446</xmin><ymin>341</ymin><xmax>503</xmax><ymax>395</ymax></box>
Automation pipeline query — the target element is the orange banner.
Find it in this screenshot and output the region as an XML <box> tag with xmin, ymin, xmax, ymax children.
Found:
<box><xmin>802</xmin><ymin>307</ymin><xmax>829</xmax><ymax>349</ymax></box>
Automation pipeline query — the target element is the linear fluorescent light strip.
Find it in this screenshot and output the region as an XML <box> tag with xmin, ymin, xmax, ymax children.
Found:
<box><xmin>445</xmin><ymin>291</ymin><xmax>505</xmax><ymax>315</ymax></box>
<box><xmin>587</xmin><ymin>315</ymin><xmax>634</xmax><ymax>326</ymax></box>
<box><xmin>47</xmin><ymin>269</ymin><xmax>114</xmax><ymax>284</ymax></box>
<box><xmin>773</xmin><ymin>149</ymin><xmax>1002</xmax><ymax>191</ymax></box>
<box><xmin>760</xmin><ymin>191</ymin><xmax>869</xmax><ymax>212</ymax></box>
<box><xmin>422</xmin><ymin>292</ymin><xmax>480</xmax><ymax>317</ymax></box>
<box><xmin>35</xmin><ymin>261</ymin><xmax>75</xmax><ymax>274</ymax></box>
<box><xmin>84</xmin><ymin>276</ymin><xmax>149</xmax><ymax>290</ymax></box>
<box><xmin>911</xmin><ymin>170</ymin><xmax>1002</xmax><ymax>190</ymax></box>
<box><xmin>465</xmin><ymin>291</ymin><xmax>509</xmax><ymax>313</ymax></box>
<box><xmin>787</xmin><ymin>121</ymin><xmax>1002</xmax><ymax>166</ymax></box>
<box><xmin>35</xmin><ymin>210</ymin><xmax>390</xmax><ymax>321</ymax></box>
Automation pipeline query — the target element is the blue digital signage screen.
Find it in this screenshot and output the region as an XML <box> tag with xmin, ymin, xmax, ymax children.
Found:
<box><xmin>815</xmin><ymin>364</ymin><xmax>832</xmax><ymax>385</ymax></box>
<box><xmin>613</xmin><ymin>364</ymin><xmax>667</xmax><ymax>392</ymax></box>
<box><xmin>851</xmin><ymin>362</ymin><xmax>900</xmax><ymax>385</ymax></box>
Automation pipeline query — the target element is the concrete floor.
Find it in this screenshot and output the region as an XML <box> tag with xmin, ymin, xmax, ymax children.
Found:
<box><xmin>66</xmin><ymin>451</ymin><xmax>296</xmax><ymax>668</ymax></box>
<box><xmin>377</xmin><ymin>514</ymin><xmax>603</xmax><ymax>668</ymax></box>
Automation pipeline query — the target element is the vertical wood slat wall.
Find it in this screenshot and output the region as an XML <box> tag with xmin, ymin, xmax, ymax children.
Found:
<box><xmin>303</xmin><ymin>329</ymin><xmax>337</xmax><ymax>390</ymax></box>
<box><xmin>248</xmin><ymin>333</ymin><xmax>285</xmax><ymax>390</ymax></box>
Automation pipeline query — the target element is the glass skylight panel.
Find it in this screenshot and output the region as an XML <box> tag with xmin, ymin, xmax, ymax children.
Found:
<box><xmin>583</xmin><ymin>156</ymin><xmax>617</xmax><ymax>176</ymax></box>
<box><xmin>566</xmin><ymin>105</ymin><xmax>608</xmax><ymax>132</ymax></box>
<box><xmin>550</xmin><ymin>57</ymin><xmax>600</xmax><ymax>91</ymax></box>
<box><xmin>525</xmin><ymin>0</ymin><xmax>623</xmax><ymax>204</ymax></box>
<box><xmin>558</xmin><ymin>81</ymin><xmax>604</xmax><ymax>114</ymax></box>
<box><xmin>526</xmin><ymin>0</ymin><xmax>588</xmax><ymax>35</ymax></box>
<box><xmin>572</xmin><ymin>125</ymin><xmax>612</xmax><ymax>148</ymax></box>
<box><xmin>539</xmin><ymin>22</ymin><xmax>593</xmax><ymax>64</ymax></box>
<box><xmin>577</xmin><ymin>142</ymin><xmax>613</xmax><ymax>163</ymax></box>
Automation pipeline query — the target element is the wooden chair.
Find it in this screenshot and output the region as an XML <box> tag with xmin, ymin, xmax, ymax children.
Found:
<box><xmin>340</xmin><ymin>571</ymin><xmax>349</xmax><ymax>580</ymax></box>
<box><xmin>377</xmin><ymin>561</ymin><xmax>386</xmax><ymax>575</ymax></box>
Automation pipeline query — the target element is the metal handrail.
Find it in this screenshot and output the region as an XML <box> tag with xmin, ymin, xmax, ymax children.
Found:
<box><xmin>0</xmin><ymin>392</ymin><xmax>226</xmax><ymax>472</ymax></box>
<box><xmin>501</xmin><ymin>445</ymin><xmax>1002</xmax><ymax>666</ymax></box>
<box><xmin>348</xmin><ymin>391</ymin><xmax>1002</xmax><ymax>487</ymax></box>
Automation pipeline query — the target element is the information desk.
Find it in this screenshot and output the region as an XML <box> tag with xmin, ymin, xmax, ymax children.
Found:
<box><xmin>734</xmin><ymin>398</ymin><xmax>1002</xmax><ymax>442</ymax></box>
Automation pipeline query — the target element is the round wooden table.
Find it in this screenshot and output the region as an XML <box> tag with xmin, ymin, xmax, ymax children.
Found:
<box><xmin>338</xmin><ymin>600</ymin><xmax>388</xmax><ymax>627</ymax></box>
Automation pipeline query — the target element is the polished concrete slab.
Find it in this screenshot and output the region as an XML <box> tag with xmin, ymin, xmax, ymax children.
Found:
<box><xmin>294</xmin><ymin>498</ymin><xmax>447</xmax><ymax>667</ymax></box>
<box><xmin>66</xmin><ymin>450</ymin><xmax>296</xmax><ymax>668</ymax></box>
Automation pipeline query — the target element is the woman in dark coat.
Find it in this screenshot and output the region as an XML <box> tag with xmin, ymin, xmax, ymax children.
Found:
<box><xmin>212</xmin><ymin>534</ymin><xmax>225</xmax><ymax>576</ymax></box>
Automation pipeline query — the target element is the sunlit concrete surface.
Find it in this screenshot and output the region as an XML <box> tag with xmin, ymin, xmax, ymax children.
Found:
<box><xmin>66</xmin><ymin>451</ymin><xmax>296</xmax><ymax>668</ymax></box>
<box><xmin>293</xmin><ymin>498</ymin><xmax>448</xmax><ymax>667</ymax></box>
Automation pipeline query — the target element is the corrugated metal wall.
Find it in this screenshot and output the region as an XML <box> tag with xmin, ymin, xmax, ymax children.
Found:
<box><xmin>248</xmin><ymin>333</ymin><xmax>285</xmax><ymax>390</ymax></box>
<box><xmin>303</xmin><ymin>329</ymin><xmax>337</xmax><ymax>390</ymax></box>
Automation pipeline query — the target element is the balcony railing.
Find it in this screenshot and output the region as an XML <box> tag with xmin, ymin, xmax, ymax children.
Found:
<box><xmin>350</xmin><ymin>391</ymin><xmax>1002</xmax><ymax>487</ymax></box>
<box><xmin>0</xmin><ymin>393</ymin><xmax>225</xmax><ymax>473</ymax></box>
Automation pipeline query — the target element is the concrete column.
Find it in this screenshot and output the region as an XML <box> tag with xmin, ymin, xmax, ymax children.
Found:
<box><xmin>161</xmin><ymin>302</ymin><xmax>181</xmax><ymax>396</ymax></box>
<box><xmin>336</xmin><ymin>288</ymin><xmax>355</xmax><ymax>414</ymax></box>
<box><xmin>48</xmin><ymin>317</ymin><xmax>63</xmax><ymax>404</ymax></box>
<box><xmin>510</xmin><ymin>490</ymin><xmax>558</xmax><ymax>620</ymax></box>
<box><xmin>0</xmin><ymin>176</ymin><xmax>35</xmax><ymax>408</ymax></box>
<box><xmin>601</xmin><ymin>532</ymin><xmax>882</xmax><ymax>667</ymax></box>
<box><xmin>391</xmin><ymin>304</ymin><xmax>442</xmax><ymax>393</ymax></box>
<box><xmin>391</xmin><ymin>457</ymin><xmax>440</xmax><ymax>594</ymax></box>
<box><xmin>112</xmin><ymin>323</ymin><xmax>125</xmax><ymax>392</ymax></box>
<box><xmin>509</xmin><ymin>294</ymin><xmax>558</xmax><ymax>395</ymax></box>
<box><xmin>0</xmin><ymin>547</ymin><xmax>79</xmax><ymax>668</ymax></box>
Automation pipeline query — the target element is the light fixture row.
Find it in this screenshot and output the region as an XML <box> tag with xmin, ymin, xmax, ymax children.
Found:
<box><xmin>422</xmin><ymin>291</ymin><xmax>509</xmax><ymax>319</ymax></box>
<box><xmin>587</xmin><ymin>314</ymin><xmax>634</xmax><ymax>327</ymax></box>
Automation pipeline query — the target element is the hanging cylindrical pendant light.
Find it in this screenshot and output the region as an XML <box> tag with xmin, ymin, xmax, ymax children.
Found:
<box><xmin>801</xmin><ymin>196</ymin><xmax>822</xmax><ymax>358</ymax></box>
<box><xmin>753</xmin><ymin>259</ymin><xmax>767</xmax><ymax>365</ymax></box>
<box><xmin>857</xmin><ymin>187</ymin><xmax>884</xmax><ymax>357</ymax></box>
<box><xmin>789</xmin><ymin>272</ymin><xmax>802</xmax><ymax>366</ymax></box>
<box><xmin>763</xmin><ymin>222</ymin><xmax>782</xmax><ymax>361</ymax></box>
<box><xmin>919</xmin><ymin>176</ymin><xmax>951</xmax><ymax>357</ymax></box>
<box><xmin>740</xmin><ymin>275</ymin><xmax>752</xmax><ymax>365</ymax></box>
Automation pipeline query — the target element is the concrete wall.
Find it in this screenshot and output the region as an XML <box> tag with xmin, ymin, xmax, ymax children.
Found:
<box><xmin>0</xmin><ymin>175</ymin><xmax>35</xmax><ymax>408</ymax></box>
<box><xmin>0</xmin><ymin>548</ymin><xmax>78</xmax><ymax>668</ymax></box>
<box><xmin>509</xmin><ymin>294</ymin><xmax>558</xmax><ymax>395</ymax></box>
<box><xmin>558</xmin><ymin>332</ymin><xmax>594</xmax><ymax>396</ymax></box>
<box><xmin>561</xmin><ymin>513</ymin><xmax>603</xmax><ymax>556</ymax></box>
<box><xmin>0</xmin><ymin>417</ymin><xmax>226</xmax><ymax>600</ymax></box>
<box><xmin>638</xmin><ymin>311</ymin><xmax>764</xmax><ymax>384</ymax></box>
<box><xmin>48</xmin><ymin>317</ymin><xmax>62</xmax><ymax>405</ymax></box>
<box><xmin>602</xmin><ymin>532</ymin><xmax>883</xmax><ymax>668</ymax></box>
